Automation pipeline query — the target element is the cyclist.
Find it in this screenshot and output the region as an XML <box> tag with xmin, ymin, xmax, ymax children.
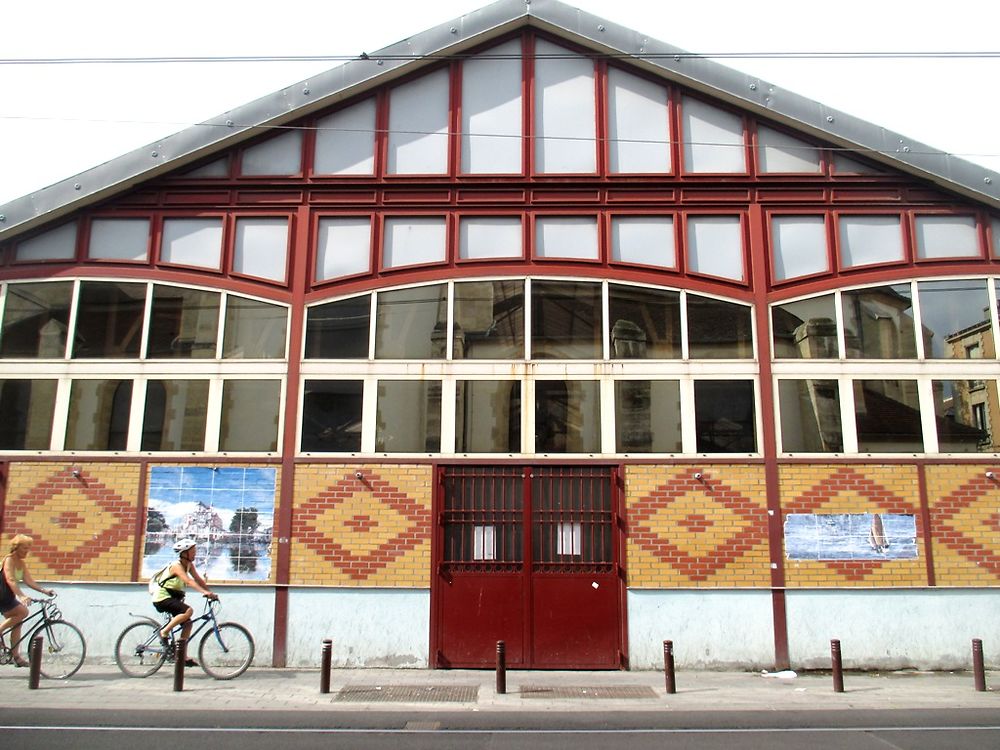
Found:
<box><xmin>0</xmin><ymin>534</ymin><xmax>55</xmax><ymax>667</ymax></box>
<box><xmin>151</xmin><ymin>538</ymin><xmax>218</xmax><ymax>666</ymax></box>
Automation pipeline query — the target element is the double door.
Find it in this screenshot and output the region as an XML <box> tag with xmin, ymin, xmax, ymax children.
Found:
<box><xmin>432</xmin><ymin>465</ymin><xmax>626</xmax><ymax>669</ymax></box>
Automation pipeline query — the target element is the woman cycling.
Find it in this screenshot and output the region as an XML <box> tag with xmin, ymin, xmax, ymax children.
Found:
<box><xmin>151</xmin><ymin>538</ymin><xmax>218</xmax><ymax>666</ymax></box>
<box><xmin>0</xmin><ymin>534</ymin><xmax>55</xmax><ymax>667</ymax></box>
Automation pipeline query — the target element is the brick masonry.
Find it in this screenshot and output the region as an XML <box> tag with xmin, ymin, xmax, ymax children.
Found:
<box><xmin>289</xmin><ymin>464</ymin><xmax>432</xmax><ymax>587</ymax></box>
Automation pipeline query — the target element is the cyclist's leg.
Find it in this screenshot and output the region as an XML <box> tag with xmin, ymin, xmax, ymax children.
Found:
<box><xmin>154</xmin><ymin>597</ymin><xmax>192</xmax><ymax>641</ymax></box>
<box><xmin>0</xmin><ymin>602</ymin><xmax>29</xmax><ymax>665</ymax></box>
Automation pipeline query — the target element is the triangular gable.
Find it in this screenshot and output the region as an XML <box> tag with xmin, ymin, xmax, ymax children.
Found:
<box><xmin>1</xmin><ymin>0</ymin><xmax>997</xmax><ymax>241</ymax></box>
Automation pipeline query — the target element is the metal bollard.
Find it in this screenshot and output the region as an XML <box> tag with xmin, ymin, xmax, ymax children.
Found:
<box><xmin>173</xmin><ymin>637</ymin><xmax>187</xmax><ymax>692</ymax></box>
<box><xmin>320</xmin><ymin>639</ymin><xmax>333</xmax><ymax>694</ymax></box>
<box><xmin>663</xmin><ymin>640</ymin><xmax>676</xmax><ymax>694</ymax></box>
<box><xmin>496</xmin><ymin>640</ymin><xmax>506</xmax><ymax>695</ymax></box>
<box><xmin>28</xmin><ymin>635</ymin><xmax>42</xmax><ymax>690</ymax></box>
<box><xmin>830</xmin><ymin>639</ymin><xmax>844</xmax><ymax>693</ymax></box>
<box><xmin>972</xmin><ymin>638</ymin><xmax>986</xmax><ymax>692</ymax></box>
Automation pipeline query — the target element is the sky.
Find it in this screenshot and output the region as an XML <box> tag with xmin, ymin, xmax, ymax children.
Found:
<box><xmin>2</xmin><ymin>0</ymin><xmax>998</xmax><ymax>206</ymax></box>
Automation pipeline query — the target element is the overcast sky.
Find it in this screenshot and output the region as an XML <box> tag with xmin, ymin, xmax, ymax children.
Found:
<box><xmin>2</xmin><ymin>0</ymin><xmax>998</xmax><ymax>206</ymax></box>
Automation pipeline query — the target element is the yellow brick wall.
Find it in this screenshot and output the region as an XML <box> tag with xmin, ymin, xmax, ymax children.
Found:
<box><xmin>625</xmin><ymin>464</ymin><xmax>771</xmax><ymax>587</ymax></box>
<box><xmin>3</xmin><ymin>462</ymin><xmax>141</xmax><ymax>581</ymax></box>
<box><xmin>925</xmin><ymin>464</ymin><xmax>1000</xmax><ymax>586</ymax></box>
<box><xmin>779</xmin><ymin>465</ymin><xmax>926</xmax><ymax>587</ymax></box>
<box><xmin>289</xmin><ymin>464</ymin><xmax>432</xmax><ymax>587</ymax></box>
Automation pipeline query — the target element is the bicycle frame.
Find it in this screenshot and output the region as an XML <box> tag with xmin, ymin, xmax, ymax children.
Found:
<box><xmin>1</xmin><ymin>597</ymin><xmax>59</xmax><ymax>656</ymax></box>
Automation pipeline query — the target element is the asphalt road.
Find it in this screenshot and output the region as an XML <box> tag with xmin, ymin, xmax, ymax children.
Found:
<box><xmin>2</xmin><ymin>708</ymin><xmax>999</xmax><ymax>750</ymax></box>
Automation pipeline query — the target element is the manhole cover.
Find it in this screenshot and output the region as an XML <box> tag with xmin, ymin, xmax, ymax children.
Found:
<box><xmin>519</xmin><ymin>685</ymin><xmax>658</xmax><ymax>699</ymax></box>
<box><xmin>334</xmin><ymin>685</ymin><xmax>479</xmax><ymax>703</ymax></box>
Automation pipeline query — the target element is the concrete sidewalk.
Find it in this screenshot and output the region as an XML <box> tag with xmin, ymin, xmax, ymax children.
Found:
<box><xmin>0</xmin><ymin>664</ymin><xmax>996</xmax><ymax>713</ymax></box>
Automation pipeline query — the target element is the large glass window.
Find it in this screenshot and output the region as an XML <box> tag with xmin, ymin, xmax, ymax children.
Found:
<box><xmin>383</xmin><ymin>217</ymin><xmax>447</xmax><ymax>269</ymax></box>
<box><xmin>842</xmin><ymin>285</ymin><xmax>916</xmax><ymax>359</ymax></box>
<box><xmin>535</xmin><ymin>216</ymin><xmax>599</xmax><ymax>260</ymax></box>
<box><xmin>611</xmin><ymin>216</ymin><xmax>675</xmax><ymax>269</ymax></box>
<box><xmin>88</xmin><ymin>218</ymin><xmax>150</xmax><ymax>262</ymax></box>
<box><xmin>687</xmin><ymin>216</ymin><xmax>744</xmax><ymax>281</ymax></box>
<box><xmin>535</xmin><ymin>380</ymin><xmax>601</xmax><ymax>453</ymax></box>
<box><xmin>453</xmin><ymin>280</ymin><xmax>524</xmax><ymax>359</ymax></box>
<box><xmin>854</xmin><ymin>379</ymin><xmax>922</xmax><ymax>452</ymax></box>
<box><xmin>142</xmin><ymin>380</ymin><xmax>209</xmax><ymax>451</ymax></box>
<box><xmin>219</xmin><ymin>380</ymin><xmax>280</xmax><ymax>451</ymax></box>
<box><xmin>839</xmin><ymin>215</ymin><xmax>904</xmax><ymax>268</ymax></box>
<box><xmin>607</xmin><ymin>67</ymin><xmax>670</xmax><ymax>174</ymax></box>
<box><xmin>687</xmin><ymin>295</ymin><xmax>753</xmax><ymax>359</ymax></box>
<box><xmin>301</xmin><ymin>380</ymin><xmax>364</xmax><ymax>452</ymax></box>
<box><xmin>915</xmin><ymin>216</ymin><xmax>979</xmax><ymax>259</ymax></box>
<box><xmin>73</xmin><ymin>281</ymin><xmax>146</xmax><ymax>358</ymax></box>
<box><xmin>240</xmin><ymin>131</ymin><xmax>302</xmax><ymax>176</ymax></box>
<box><xmin>918</xmin><ymin>279</ymin><xmax>992</xmax><ymax>359</ymax></box>
<box><xmin>608</xmin><ymin>284</ymin><xmax>681</xmax><ymax>359</ymax></box>
<box><xmin>757</xmin><ymin>126</ymin><xmax>821</xmax><ymax>173</ymax></box>
<box><xmin>681</xmin><ymin>97</ymin><xmax>745</xmax><ymax>173</ymax></box>
<box><xmin>778</xmin><ymin>379</ymin><xmax>843</xmax><ymax>453</ymax></box>
<box><xmin>615</xmin><ymin>380</ymin><xmax>681</xmax><ymax>452</ymax></box>
<box><xmin>462</xmin><ymin>40</ymin><xmax>522</xmax><ymax>174</ymax></box>
<box><xmin>375</xmin><ymin>285</ymin><xmax>448</xmax><ymax>359</ymax></box>
<box><xmin>314</xmin><ymin>99</ymin><xmax>376</xmax><ymax>176</ymax></box>
<box><xmin>222</xmin><ymin>296</ymin><xmax>287</xmax><ymax>359</ymax></box>
<box><xmin>1</xmin><ymin>281</ymin><xmax>73</xmax><ymax>358</ymax></box>
<box><xmin>456</xmin><ymin>380</ymin><xmax>521</xmax><ymax>452</ymax></box>
<box><xmin>694</xmin><ymin>380</ymin><xmax>756</xmax><ymax>452</ymax></box>
<box><xmin>316</xmin><ymin>217</ymin><xmax>372</xmax><ymax>280</ymax></box>
<box><xmin>160</xmin><ymin>218</ymin><xmax>223</xmax><ymax>269</ymax></box>
<box><xmin>771</xmin><ymin>295</ymin><xmax>839</xmax><ymax>359</ymax></box>
<box><xmin>305</xmin><ymin>296</ymin><xmax>371</xmax><ymax>359</ymax></box>
<box><xmin>534</xmin><ymin>40</ymin><xmax>596</xmax><ymax>174</ymax></box>
<box><xmin>531</xmin><ymin>280</ymin><xmax>602</xmax><ymax>359</ymax></box>
<box><xmin>65</xmin><ymin>379</ymin><xmax>132</xmax><ymax>451</ymax></box>
<box><xmin>146</xmin><ymin>286</ymin><xmax>220</xmax><ymax>359</ymax></box>
<box><xmin>16</xmin><ymin>222</ymin><xmax>77</xmax><ymax>262</ymax></box>
<box><xmin>233</xmin><ymin>218</ymin><xmax>288</xmax><ymax>282</ymax></box>
<box><xmin>459</xmin><ymin>217</ymin><xmax>522</xmax><ymax>260</ymax></box>
<box><xmin>376</xmin><ymin>380</ymin><xmax>441</xmax><ymax>452</ymax></box>
<box><xmin>771</xmin><ymin>216</ymin><xmax>829</xmax><ymax>281</ymax></box>
<box><xmin>932</xmin><ymin>379</ymin><xmax>994</xmax><ymax>453</ymax></box>
<box><xmin>0</xmin><ymin>379</ymin><xmax>57</xmax><ymax>450</ymax></box>
<box><xmin>387</xmin><ymin>69</ymin><xmax>449</xmax><ymax>174</ymax></box>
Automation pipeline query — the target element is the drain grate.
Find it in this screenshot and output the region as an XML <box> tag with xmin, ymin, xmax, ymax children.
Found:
<box><xmin>334</xmin><ymin>684</ymin><xmax>479</xmax><ymax>703</ymax></box>
<box><xmin>519</xmin><ymin>685</ymin><xmax>659</xmax><ymax>699</ymax></box>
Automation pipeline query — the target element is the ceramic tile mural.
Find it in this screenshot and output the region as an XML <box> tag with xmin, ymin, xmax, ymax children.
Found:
<box><xmin>784</xmin><ymin>513</ymin><xmax>918</xmax><ymax>560</ymax></box>
<box><xmin>143</xmin><ymin>466</ymin><xmax>276</xmax><ymax>581</ymax></box>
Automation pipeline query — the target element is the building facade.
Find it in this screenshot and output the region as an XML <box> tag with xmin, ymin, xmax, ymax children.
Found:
<box><xmin>1</xmin><ymin>0</ymin><xmax>998</xmax><ymax>670</ymax></box>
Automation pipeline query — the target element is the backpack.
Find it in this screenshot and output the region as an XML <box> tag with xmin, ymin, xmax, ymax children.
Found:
<box><xmin>148</xmin><ymin>565</ymin><xmax>177</xmax><ymax>597</ymax></box>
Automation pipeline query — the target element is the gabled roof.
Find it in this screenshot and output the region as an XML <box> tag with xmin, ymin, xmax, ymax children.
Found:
<box><xmin>1</xmin><ymin>0</ymin><xmax>998</xmax><ymax>240</ymax></box>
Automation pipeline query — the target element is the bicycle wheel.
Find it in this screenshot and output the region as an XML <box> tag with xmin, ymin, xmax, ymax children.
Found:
<box><xmin>30</xmin><ymin>620</ymin><xmax>86</xmax><ymax>679</ymax></box>
<box><xmin>198</xmin><ymin>622</ymin><xmax>254</xmax><ymax>680</ymax></box>
<box><xmin>114</xmin><ymin>620</ymin><xmax>168</xmax><ymax>678</ymax></box>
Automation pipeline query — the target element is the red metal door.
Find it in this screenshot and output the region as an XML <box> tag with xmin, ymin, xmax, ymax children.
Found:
<box><xmin>433</xmin><ymin>465</ymin><xmax>624</xmax><ymax>669</ymax></box>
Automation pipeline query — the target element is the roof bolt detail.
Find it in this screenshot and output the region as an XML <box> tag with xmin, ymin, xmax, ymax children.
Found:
<box><xmin>377</xmin><ymin>59</ymin><xmax>384</xmax><ymax>65</ymax></box>
<box><xmin>226</xmin><ymin>120</ymin><xmax>234</xmax><ymax>127</ymax></box>
<box><xmin>0</xmin><ymin>215</ymin><xmax>5</xmax><ymax>223</ymax></box>
<box><xmin>986</xmin><ymin>177</ymin><xmax>994</xmax><ymax>185</ymax></box>
<box><xmin>749</xmin><ymin>82</ymin><xmax>757</xmax><ymax>90</ymax></box>
<box><xmin>597</xmin><ymin>24</ymin><xmax>605</xmax><ymax>31</ymax></box>
<box><xmin>673</xmin><ymin>54</ymin><xmax>681</xmax><ymax>62</ymax></box>
<box><xmin>450</xmin><ymin>27</ymin><xmax>457</xmax><ymax>33</ymax></box>
<box><xmin>151</xmin><ymin>151</ymin><xmax>158</xmax><ymax>158</ymax></box>
<box><xmin>826</xmin><ymin>115</ymin><xmax>835</xmax><ymax>123</ymax></box>
<box><xmin>303</xmin><ymin>88</ymin><xmax>310</xmax><ymax>95</ymax></box>
<box><xmin>903</xmin><ymin>146</ymin><xmax>911</xmax><ymax>153</ymax></box>
<box><xmin>74</xmin><ymin>183</ymin><xmax>81</xmax><ymax>190</ymax></box>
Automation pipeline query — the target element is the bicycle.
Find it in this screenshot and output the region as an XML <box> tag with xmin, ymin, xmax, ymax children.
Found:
<box><xmin>114</xmin><ymin>597</ymin><xmax>254</xmax><ymax>680</ymax></box>
<box><xmin>0</xmin><ymin>594</ymin><xmax>86</xmax><ymax>679</ymax></box>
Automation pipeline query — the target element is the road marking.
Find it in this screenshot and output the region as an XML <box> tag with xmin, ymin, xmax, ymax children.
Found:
<box><xmin>1</xmin><ymin>725</ymin><xmax>999</xmax><ymax>734</ymax></box>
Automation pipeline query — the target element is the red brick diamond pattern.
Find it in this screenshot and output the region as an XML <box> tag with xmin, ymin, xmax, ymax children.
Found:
<box><xmin>294</xmin><ymin>470</ymin><xmax>430</xmax><ymax>581</ymax></box>
<box><xmin>4</xmin><ymin>466</ymin><xmax>135</xmax><ymax>577</ymax></box>
<box><xmin>630</xmin><ymin>469</ymin><xmax>767</xmax><ymax>582</ymax></box>
<box><xmin>930</xmin><ymin>474</ymin><xmax>1000</xmax><ymax>580</ymax></box>
<box><xmin>783</xmin><ymin>467</ymin><xmax>920</xmax><ymax>582</ymax></box>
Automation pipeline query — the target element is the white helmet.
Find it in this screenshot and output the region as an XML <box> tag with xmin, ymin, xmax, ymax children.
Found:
<box><xmin>172</xmin><ymin>538</ymin><xmax>197</xmax><ymax>553</ymax></box>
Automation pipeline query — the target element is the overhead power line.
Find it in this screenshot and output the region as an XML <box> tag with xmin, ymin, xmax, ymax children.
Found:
<box><xmin>1</xmin><ymin>51</ymin><xmax>999</xmax><ymax>65</ymax></box>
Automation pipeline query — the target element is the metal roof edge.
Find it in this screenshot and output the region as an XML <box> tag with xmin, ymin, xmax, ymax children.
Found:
<box><xmin>2</xmin><ymin>0</ymin><xmax>997</xmax><ymax>241</ymax></box>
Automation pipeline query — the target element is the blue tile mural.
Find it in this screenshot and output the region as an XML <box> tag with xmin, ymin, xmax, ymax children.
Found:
<box><xmin>144</xmin><ymin>466</ymin><xmax>276</xmax><ymax>581</ymax></box>
<box><xmin>784</xmin><ymin>513</ymin><xmax>918</xmax><ymax>560</ymax></box>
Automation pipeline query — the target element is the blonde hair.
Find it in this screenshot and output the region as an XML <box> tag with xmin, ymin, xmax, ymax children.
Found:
<box><xmin>8</xmin><ymin>534</ymin><xmax>33</xmax><ymax>554</ymax></box>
